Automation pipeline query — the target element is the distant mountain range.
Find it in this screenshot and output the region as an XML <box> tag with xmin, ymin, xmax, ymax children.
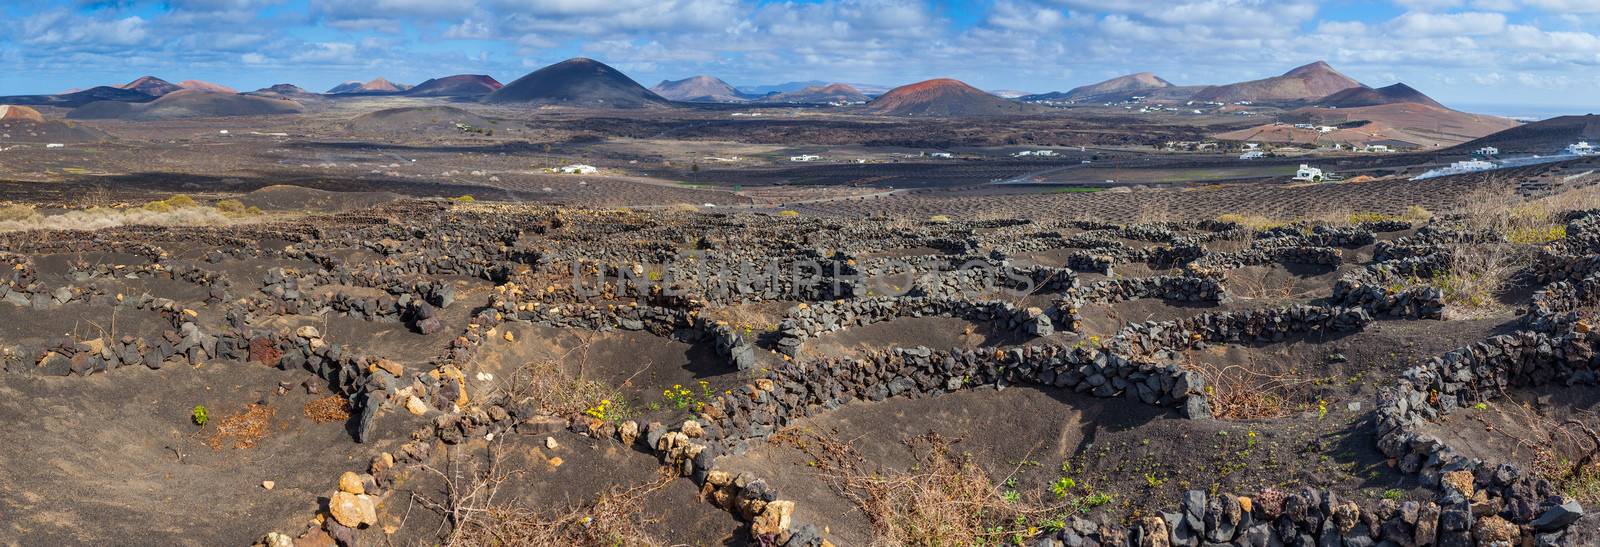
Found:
<box><xmin>735</xmin><ymin>81</ymin><xmax>892</xmax><ymax>97</ymax></box>
<box><xmin>766</xmin><ymin>83</ymin><xmax>868</xmax><ymax>104</ymax></box>
<box><xmin>403</xmin><ymin>75</ymin><xmax>502</xmax><ymax>98</ymax></box>
<box><xmin>1023</xmin><ymin>61</ymin><xmax>1428</xmax><ymax>108</ymax></box>
<box><xmin>327</xmin><ymin>78</ymin><xmax>411</xmax><ymax>94</ymax></box>
<box><xmin>651</xmin><ymin>76</ymin><xmax>748</xmax><ymax>102</ymax></box>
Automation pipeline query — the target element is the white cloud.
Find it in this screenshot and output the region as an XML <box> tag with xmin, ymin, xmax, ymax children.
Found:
<box><xmin>1389</xmin><ymin>11</ymin><xmax>1505</xmax><ymax>36</ymax></box>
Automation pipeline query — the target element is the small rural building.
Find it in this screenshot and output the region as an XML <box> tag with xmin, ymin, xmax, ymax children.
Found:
<box><xmin>789</xmin><ymin>154</ymin><xmax>820</xmax><ymax>162</ymax></box>
<box><xmin>1476</xmin><ymin>146</ymin><xmax>1500</xmax><ymax>156</ymax></box>
<box><xmin>556</xmin><ymin>164</ymin><xmax>597</xmax><ymax>174</ymax></box>
<box><xmin>1293</xmin><ymin>164</ymin><xmax>1325</xmax><ymax>182</ymax></box>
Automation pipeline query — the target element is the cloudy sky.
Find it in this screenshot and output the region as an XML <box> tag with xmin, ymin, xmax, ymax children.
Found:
<box><xmin>3</xmin><ymin>0</ymin><xmax>1598</xmax><ymax>114</ymax></box>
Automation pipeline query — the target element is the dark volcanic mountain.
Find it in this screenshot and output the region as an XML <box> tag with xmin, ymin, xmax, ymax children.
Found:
<box><xmin>118</xmin><ymin>76</ymin><xmax>184</xmax><ymax>97</ymax></box>
<box><xmin>0</xmin><ymin>86</ymin><xmax>155</xmax><ymax>108</ymax></box>
<box><xmin>764</xmin><ymin>83</ymin><xmax>869</xmax><ymax>104</ymax></box>
<box><xmin>1192</xmin><ymin>61</ymin><xmax>1362</xmax><ymax>104</ymax></box>
<box><xmin>484</xmin><ymin>57</ymin><xmax>669</xmax><ymax>109</ymax></box>
<box><xmin>346</xmin><ymin>105</ymin><xmax>495</xmax><ymax>136</ymax></box>
<box><xmin>247</xmin><ymin>84</ymin><xmax>323</xmax><ymax>101</ymax></box>
<box><xmin>68</xmin><ymin>89</ymin><xmax>304</xmax><ymax>121</ymax></box>
<box><xmin>327</xmin><ymin>78</ymin><xmax>410</xmax><ymax>94</ymax></box>
<box><xmin>0</xmin><ymin>105</ymin><xmax>110</xmax><ymax>143</ymax></box>
<box><xmin>1452</xmin><ymin>114</ymin><xmax>1599</xmax><ymax>154</ymax></box>
<box><xmin>403</xmin><ymin>75</ymin><xmax>503</xmax><ymax>98</ymax></box>
<box><xmin>651</xmin><ymin>76</ymin><xmax>746</xmax><ymax>102</ymax></box>
<box><xmin>865</xmin><ymin>78</ymin><xmax>1042</xmax><ymax>116</ymax></box>
<box><xmin>1315</xmin><ymin>83</ymin><xmax>1444</xmax><ymax>109</ymax></box>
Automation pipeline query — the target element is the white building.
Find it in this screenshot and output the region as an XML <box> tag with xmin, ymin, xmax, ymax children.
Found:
<box><xmin>1293</xmin><ymin>123</ymin><xmax>1315</xmax><ymax>130</ymax></box>
<box><xmin>1293</xmin><ymin>164</ymin><xmax>1325</xmax><ymax>182</ymax></box>
<box><xmin>1012</xmin><ymin>150</ymin><xmax>1058</xmax><ymax>157</ymax></box>
<box><xmin>789</xmin><ymin>154</ymin><xmax>821</xmax><ymax>162</ymax></box>
<box><xmin>1240</xmin><ymin>151</ymin><xmax>1266</xmax><ymax>160</ymax></box>
<box><xmin>556</xmin><ymin>164</ymin><xmax>597</xmax><ymax>174</ymax></box>
<box><xmin>1567</xmin><ymin>141</ymin><xmax>1596</xmax><ymax>156</ymax></box>
<box><xmin>1316</xmin><ymin>126</ymin><xmax>1337</xmax><ymax>133</ymax></box>
<box><xmin>928</xmin><ymin>152</ymin><xmax>954</xmax><ymax>159</ymax></box>
<box><xmin>1476</xmin><ymin>146</ymin><xmax>1500</xmax><ymax>156</ymax></box>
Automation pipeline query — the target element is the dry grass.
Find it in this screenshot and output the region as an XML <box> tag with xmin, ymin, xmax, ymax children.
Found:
<box><xmin>455</xmin><ymin>468</ymin><xmax>675</xmax><ymax>547</ymax></box>
<box><xmin>0</xmin><ymin>204</ymin><xmax>250</xmax><ymax>233</ymax></box>
<box><xmin>777</xmin><ymin>430</ymin><xmax>1072</xmax><ymax>546</ymax></box>
<box><xmin>1422</xmin><ymin>185</ymin><xmax>1586</xmax><ymax>316</ymax></box>
<box><xmin>1224</xmin><ymin>267</ymin><xmax>1316</xmax><ymax>302</ymax></box>
<box><xmin>205</xmin><ymin>404</ymin><xmax>276</xmax><ymax>450</ymax></box>
<box><xmin>1183</xmin><ymin>356</ymin><xmax>1321</xmax><ymax>420</ymax></box>
<box><xmin>419</xmin><ymin>438</ymin><xmax>673</xmax><ymax>547</ymax></box>
<box><xmin>302</xmin><ymin>395</ymin><xmax>351</xmax><ymax>423</ymax></box>
<box><xmin>0</xmin><ymin>202</ymin><xmax>40</xmax><ymax>222</ymax></box>
<box><xmin>485</xmin><ymin>335</ymin><xmax>631</xmax><ymax>421</ymax></box>
<box><xmin>1481</xmin><ymin>400</ymin><xmax>1600</xmax><ymax>504</ymax></box>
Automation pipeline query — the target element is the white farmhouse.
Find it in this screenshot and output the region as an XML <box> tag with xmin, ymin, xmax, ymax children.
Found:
<box><xmin>928</xmin><ymin>152</ymin><xmax>954</xmax><ymax>159</ymax></box>
<box><xmin>1292</xmin><ymin>164</ymin><xmax>1325</xmax><ymax>182</ymax></box>
<box><xmin>1567</xmin><ymin>141</ymin><xmax>1596</xmax><ymax>156</ymax></box>
<box><xmin>789</xmin><ymin>154</ymin><xmax>821</xmax><ymax>162</ymax></box>
<box><xmin>1475</xmin><ymin>146</ymin><xmax>1500</xmax><ymax>156</ymax></box>
<box><xmin>556</xmin><ymin>164</ymin><xmax>597</xmax><ymax>174</ymax></box>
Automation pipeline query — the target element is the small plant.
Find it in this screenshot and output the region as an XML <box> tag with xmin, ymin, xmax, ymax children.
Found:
<box><xmin>776</xmin><ymin>210</ymin><xmax>800</xmax><ymax>218</ymax></box>
<box><xmin>1001</xmin><ymin>489</ymin><xmax>1021</xmax><ymax>504</ymax></box>
<box><xmin>1246</xmin><ymin>430</ymin><xmax>1259</xmax><ymax>449</ymax></box>
<box><xmin>1382</xmin><ymin>488</ymin><xmax>1405</xmax><ymax>501</ymax></box>
<box><xmin>583</xmin><ymin>398</ymin><xmax>618</xmax><ymax>421</ymax></box>
<box><xmin>1050</xmin><ymin>477</ymin><xmax>1077</xmax><ymax>499</ymax></box>
<box><xmin>1473</xmin><ymin>402</ymin><xmax>1489</xmax><ymax>411</ymax></box>
<box><xmin>662</xmin><ymin>380</ymin><xmax>713</xmax><ymax>412</ymax></box>
<box><xmin>451</xmin><ymin>195</ymin><xmax>476</xmax><ymax>203</ymax></box>
<box><xmin>1316</xmin><ymin>399</ymin><xmax>1328</xmax><ymax>420</ymax></box>
<box><xmin>1144</xmin><ymin>472</ymin><xmax>1166</xmax><ymax>488</ymax></box>
<box><xmin>192</xmin><ymin>405</ymin><xmax>208</xmax><ymax>426</ymax></box>
<box><xmin>928</xmin><ymin>214</ymin><xmax>952</xmax><ymax>223</ymax></box>
<box><xmin>1079</xmin><ymin>492</ymin><xmax>1113</xmax><ymax>510</ymax></box>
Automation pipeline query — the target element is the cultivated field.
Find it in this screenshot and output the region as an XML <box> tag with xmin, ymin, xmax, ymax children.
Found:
<box><xmin>1</xmin><ymin>97</ymin><xmax>1598</xmax><ymax>547</ymax></box>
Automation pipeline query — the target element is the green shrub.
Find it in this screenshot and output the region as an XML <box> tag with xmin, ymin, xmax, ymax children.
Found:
<box><xmin>214</xmin><ymin>199</ymin><xmax>249</xmax><ymax>215</ymax></box>
<box><xmin>165</xmin><ymin>194</ymin><xmax>197</xmax><ymax>208</ymax></box>
<box><xmin>192</xmin><ymin>405</ymin><xmax>208</xmax><ymax>426</ymax></box>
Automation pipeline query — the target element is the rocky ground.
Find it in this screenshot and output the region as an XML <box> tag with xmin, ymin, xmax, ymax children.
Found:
<box><xmin>0</xmin><ymin>185</ymin><xmax>1593</xmax><ymax>546</ymax></box>
<box><xmin>2</xmin><ymin>99</ymin><xmax>1600</xmax><ymax>546</ymax></box>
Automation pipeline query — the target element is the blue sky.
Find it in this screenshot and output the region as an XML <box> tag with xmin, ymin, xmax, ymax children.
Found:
<box><xmin>2</xmin><ymin>0</ymin><xmax>1598</xmax><ymax>113</ymax></box>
